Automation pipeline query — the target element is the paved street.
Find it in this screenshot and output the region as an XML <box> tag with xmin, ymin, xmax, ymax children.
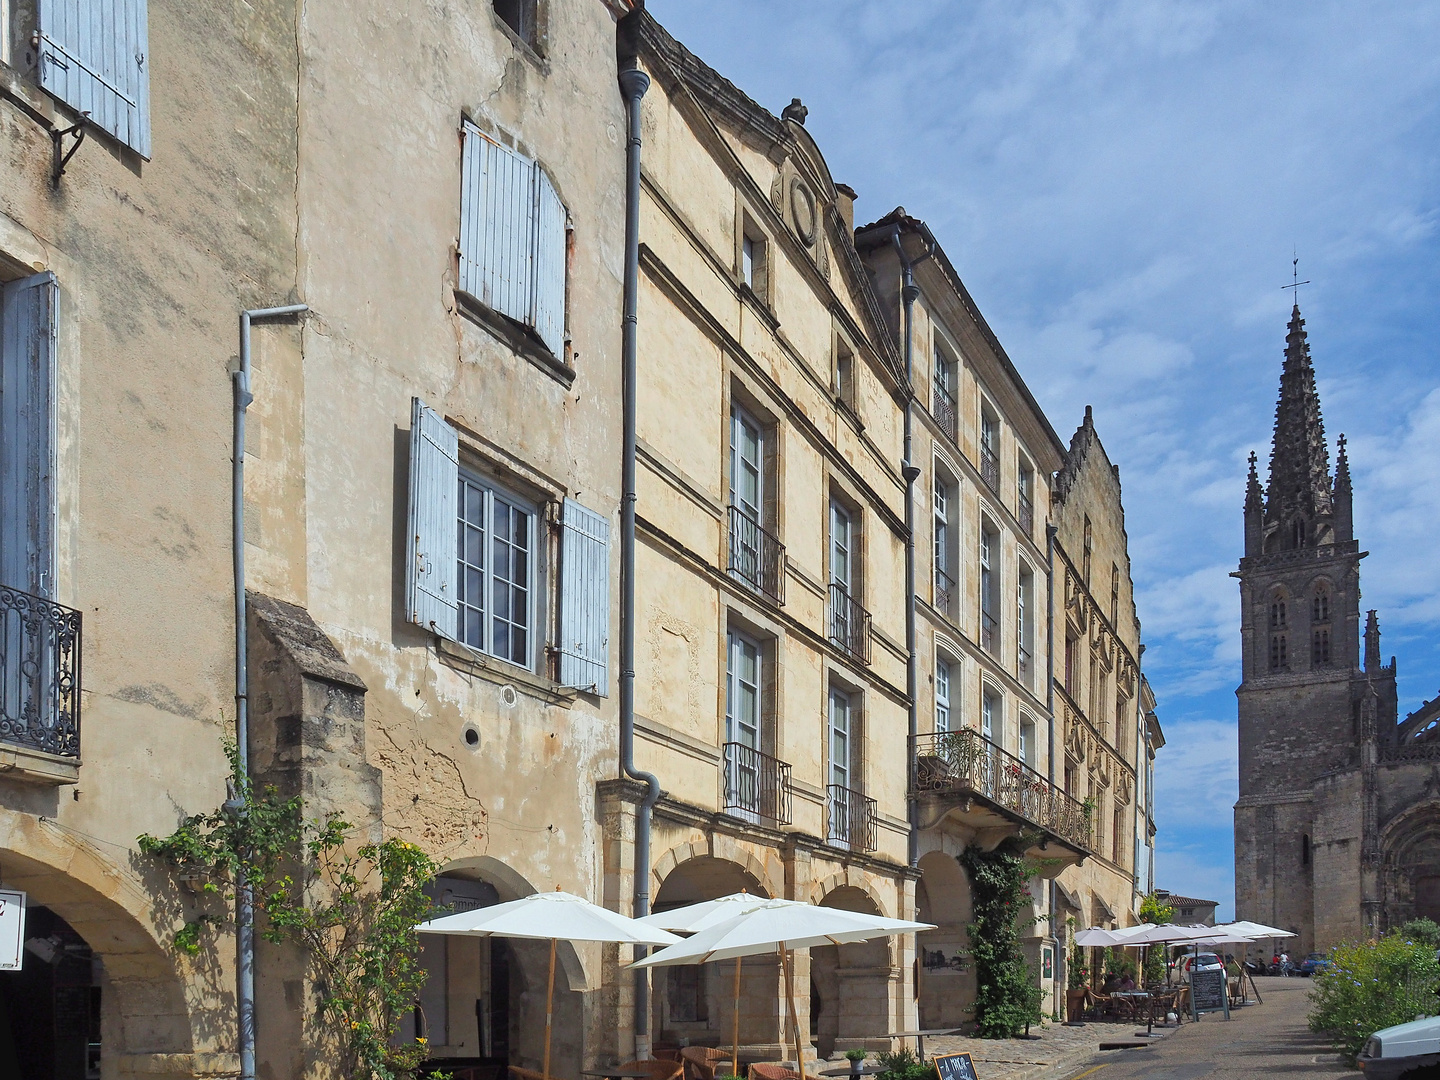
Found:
<box><xmin>1057</xmin><ymin>977</ymin><xmax>1352</xmax><ymax>1080</ymax></box>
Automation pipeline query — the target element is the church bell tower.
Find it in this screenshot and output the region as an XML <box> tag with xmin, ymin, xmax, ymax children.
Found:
<box><xmin>1233</xmin><ymin>303</ymin><xmax>1369</xmax><ymax>956</ymax></box>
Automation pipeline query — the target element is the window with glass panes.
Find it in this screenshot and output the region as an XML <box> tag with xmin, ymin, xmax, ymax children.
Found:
<box><xmin>935</xmin><ymin>659</ymin><xmax>953</xmax><ymax>733</ymax></box>
<box><xmin>829</xmin><ymin>688</ymin><xmax>851</xmax><ymax>790</ymax></box>
<box><xmin>730</xmin><ymin>406</ymin><xmax>763</xmax><ymax>520</ymax></box>
<box><xmin>726</xmin><ymin>631</ymin><xmax>762</xmax><ymax>749</ymax></box>
<box><xmin>457</xmin><ymin>472</ymin><xmax>536</xmax><ymax>667</ymax></box>
<box><xmin>830</xmin><ymin>500</ymin><xmax>853</xmax><ymax>591</ymax></box>
<box><xmin>981</xmin><ymin>687</ymin><xmax>998</xmax><ymax>743</ymax></box>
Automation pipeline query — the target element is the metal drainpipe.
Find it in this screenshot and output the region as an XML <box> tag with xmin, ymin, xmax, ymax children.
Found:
<box><xmin>617</xmin><ymin>62</ymin><xmax>659</xmax><ymax>1060</ymax></box>
<box><xmin>234</xmin><ymin>303</ymin><xmax>308</xmax><ymax>1080</ymax></box>
<box><xmin>1045</xmin><ymin>523</ymin><xmax>1059</xmax><ymax>1009</ymax></box>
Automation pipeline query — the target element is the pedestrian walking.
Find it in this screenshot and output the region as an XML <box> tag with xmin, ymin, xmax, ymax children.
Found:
<box><xmin>1280</xmin><ymin>951</ymin><xmax>1291</xmax><ymax>977</ymax></box>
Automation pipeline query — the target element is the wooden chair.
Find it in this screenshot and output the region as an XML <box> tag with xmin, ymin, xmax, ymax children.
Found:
<box><xmin>620</xmin><ymin>1061</ymin><xmax>684</xmax><ymax>1080</ymax></box>
<box><xmin>748</xmin><ymin>1065</ymin><xmax>802</xmax><ymax>1080</ymax></box>
<box><xmin>680</xmin><ymin>1046</ymin><xmax>729</xmax><ymax>1080</ymax></box>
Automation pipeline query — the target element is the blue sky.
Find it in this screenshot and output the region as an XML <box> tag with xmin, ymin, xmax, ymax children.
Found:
<box><xmin>650</xmin><ymin>0</ymin><xmax>1440</xmax><ymax>918</ymax></box>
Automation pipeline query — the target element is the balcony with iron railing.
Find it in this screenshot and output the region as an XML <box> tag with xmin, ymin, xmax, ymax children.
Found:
<box><xmin>826</xmin><ymin>784</ymin><xmax>877</xmax><ymax>852</ymax></box>
<box><xmin>728</xmin><ymin>505</ymin><xmax>786</xmax><ymax>605</ymax></box>
<box><xmin>1</xmin><ymin>585</ymin><xmax>82</xmax><ymax>780</ymax></box>
<box><xmin>723</xmin><ymin>741</ymin><xmax>793</xmax><ymax>826</ymax></box>
<box><xmin>931</xmin><ymin>382</ymin><xmax>957</xmax><ymax>443</ymax></box>
<box><xmin>980</xmin><ymin>608</ymin><xmax>998</xmax><ymax>655</ymax></box>
<box><xmin>1018</xmin><ymin>489</ymin><xmax>1034</xmax><ymax>537</ymax></box>
<box><xmin>829</xmin><ymin>582</ymin><xmax>871</xmax><ymax>665</ymax></box>
<box><xmin>934</xmin><ymin>566</ymin><xmax>956</xmax><ymax>620</ymax></box>
<box><xmin>979</xmin><ymin>441</ymin><xmax>1000</xmax><ymax>492</ymax></box>
<box><xmin>910</xmin><ymin>728</ymin><xmax>1092</xmax><ymax>856</ymax></box>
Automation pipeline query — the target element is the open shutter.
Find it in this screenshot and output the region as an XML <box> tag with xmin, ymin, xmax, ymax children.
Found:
<box><xmin>532</xmin><ymin>167</ymin><xmax>567</xmax><ymax>357</ymax></box>
<box><xmin>405</xmin><ymin>398</ymin><xmax>458</xmax><ymax>639</ymax></box>
<box><xmin>37</xmin><ymin>0</ymin><xmax>151</xmax><ymax>158</ymax></box>
<box><xmin>459</xmin><ymin>123</ymin><xmax>535</xmax><ymax>328</ymax></box>
<box><xmin>0</xmin><ymin>273</ymin><xmax>58</xmax><ymax>598</ymax></box>
<box><xmin>557</xmin><ymin>498</ymin><xmax>609</xmax><ymax>695</ymax></box>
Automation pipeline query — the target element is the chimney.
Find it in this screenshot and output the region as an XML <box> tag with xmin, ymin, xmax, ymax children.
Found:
<box><xmin>835</xmin><ymin>183</ymin><xmax>857</xmax><ymax>236</ymax></box>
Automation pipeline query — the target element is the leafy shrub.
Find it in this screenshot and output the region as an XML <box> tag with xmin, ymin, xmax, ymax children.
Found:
<box><xmin>959</xmin><ymin>840</ymin><xmax>1045</xmax><ymax>1037</ymax></box>
<box><xmin>1308</xmin><ymin>934</ymin><xmax>1440</xmax><ymax>1062</ymax></box>
<box><xmin>875</xmin><ymin>1047</ymin><xmax>932</xmax><ymax>1080</ymax></box>
<box><xmin>1399</xmin><ymin>919</ymin><xmax>1440</xmax><ymax>949</ymax></box>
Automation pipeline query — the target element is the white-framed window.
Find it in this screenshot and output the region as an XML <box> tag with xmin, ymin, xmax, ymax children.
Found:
<box><xmin>741</xmin><ymin>219</ymin><xmax>769</xmax><ymax>299</ymax></box>
<box><xmin>981</xmin><ymin>686</ymin><xmax>999</xmax><ymax>744</ymax></box>
<box><xmin>935</xmin><ymin>657</ymin><xmax>954</xmax><ymax>733</ymax></box>
<box><xmin>726</xmin><ymin>630</ymin><xmax>762</xmax><ymax>751</ymax></box>
<box><xmin>457</xmin><ymin>471</ymin><xmax>537</xmax><ymax>668</ymax></box>
<box><xmin>1019</xmin><ymin>714</ymin><xmax>1036</xmax><ymax>768</ymax></box>
<box><xmin>459</xmin><ymin>122</ymin><xmax>568</xmax><ymax>356</ymax></box>
<box><xmin>1017</xmin><ymin>562</ymin><xmax>1034</xmax><ymax>688</ymax></box>
<box><xmin>830</xmin><ymin>500</ymin><xmax>854</xmax><ymax>592</ymax></box>
<box><xmin>829</xmin><ymin>686</ymin><xmax>852</xmax><ymax>790</ymax></box>
<box><xmin>980</xmin><ymin>522</ymin><xmax>1000</xmax><ymax>655</ymax></box>
<box><xmin>934</xmin><ymin>477</ymin><xmax>954</xmax><ymax>613</ymax></box>
<box><xmin>730</xmin><ymin>405</ymin><xmax>763</xmax><ymax>520</ymax></box>
<box><xmin>405</xmin><ymin>398</ymin><xmax>610</xmax><ymax>692</ymax></box>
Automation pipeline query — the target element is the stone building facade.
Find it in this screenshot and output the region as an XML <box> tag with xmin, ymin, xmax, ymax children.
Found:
<box><xmin>0</xmin><ymin>0</ymin><xmax>634</xmax><ymax>1076</ymax></box>
<box><xmin>1235</xmin><ymin>304</ymin><xmax>1440</xmax><ymax>958</ymax></box>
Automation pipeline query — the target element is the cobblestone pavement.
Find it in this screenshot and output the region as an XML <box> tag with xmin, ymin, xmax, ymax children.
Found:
<box><xmin>1052</xmin><ymin>976</ymin><xmax>1354</xmax><ymax>1080</ymax></box>
<box><xmin>908</xmin><ymin>1013</ymin><xmax>1168</xmax><ymax>1080</ymax></box>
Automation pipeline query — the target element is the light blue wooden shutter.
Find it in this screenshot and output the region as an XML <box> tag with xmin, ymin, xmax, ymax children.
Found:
<box><xmin>558</xmin><ymin>498</ymin><xmax>609</xmax><ymax>695</ymax></box>
<box><xmin>37</xmin><ymin>0</ymin><xmax>151</xmax><ymax>158</ymax></box>
<box><xmin>406</xmin><ymin>398</ymin><xmax>458</xmax><ymax>639</ymax></box>
<box><xmin>0</xmin><ymin>273</ymin><xmax>59</xmax><ymax>598</ymax></box>
<box><xmin>533</xmin><ymin>168</ymin><xmax>567</xmax><ymax>356</ymax></box>
<box><xmin>459</xmin><ymin>123</ymin><xmax>535</xmax><ymax>328</ymax></box>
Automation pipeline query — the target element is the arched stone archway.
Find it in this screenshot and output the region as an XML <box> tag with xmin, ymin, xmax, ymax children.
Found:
<box><xmin>409</xmin><ymin>857</ymin><xmax>588</xmax><ymax>1075</ymax></box>
<box><xmin>811</xmin><ymin>885</ymin><xmax>893</xmax><ymax>1056</ymax></box>
<box><xmin>650</xmin><ymin>855</ymin><xmax>778</xmax><ymax>1057</ymax></box>
<box><xmin>915</xmin><ymin>851</ymin><xmax>974</xmax><ymax>1030</ymax></box>
<box><xmin>1380</xmin><ymin>800</ymin><xmax>1440</xmax><ymax>929</ymax></box>
<box><xmin>0</xmin><ymin>821</ymin><xmax>201</xmax><ymax>1077</ymax></box>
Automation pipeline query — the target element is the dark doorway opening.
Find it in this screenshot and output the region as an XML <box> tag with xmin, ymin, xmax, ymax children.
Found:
<box><xmin>0</xmin><ymin>905</ymin><xmax>101</xmax><ymax>1080</ymax></box>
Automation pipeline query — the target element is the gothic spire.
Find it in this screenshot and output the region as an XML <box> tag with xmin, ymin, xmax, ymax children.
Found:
<box><xmin>1245</xmin><ymin>450</ymin><xmax>1264</xmax><ymax>511</ymax></box>
<box><xmin>1266</xmin><ymin>303</ymin><xmax>1333</xmax><ymax>532</ymax></box>
<box><xmin>1335</xmin><ymin>433</ymin><xmax>1351</xmax><ymax>492</ymax></box>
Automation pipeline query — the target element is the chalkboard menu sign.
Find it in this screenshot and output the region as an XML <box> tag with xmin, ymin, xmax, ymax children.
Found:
<box><xmin>1190</xmin><ymin>968</ymin><xmax>1230</xmax><ymax>1020</ymax></box>
<box><xmin>933</xmin><ymin>1052</ymin><xmax>978</xmax><ymax>1080</ymax></box>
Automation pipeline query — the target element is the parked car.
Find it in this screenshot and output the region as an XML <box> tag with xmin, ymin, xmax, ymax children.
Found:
<box><xmin>1176</xmin><ymin>952</ymin><xmax>1225</xmax><ymax>977</ymax></box>
<box><xmin>1357</xmin><ymin>1014</ymin><xmax>1440</xmax><ymax>1079</ymax></box>
<box><xmin>1299</xmin><ymin>952</ymin><xmax>1331</xmax><ymax>977</ymax></box>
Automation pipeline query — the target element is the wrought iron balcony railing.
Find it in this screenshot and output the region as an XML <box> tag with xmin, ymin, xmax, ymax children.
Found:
<box><xmin>910</xmin><ymin>728</ymin><xmax>1092</xmax><ymax>852</ymax></box>
<box><xmin>932</xmin><ymin>382</ymin><xmax>957</xmax><ymax>443</ymax></box>
<box><xmin>826</xmin><ymin>784</ymin><xmax>877</xmax><ymax>852</ymax></box>
<box><xmin>829</xmin><ymin>582</ymin><xmax>871</xmax><ymax>664</ymax></box>
<box><xmin>1018</xmin><ymin>490</ymin><xmax>1034</xmax><ymax>537</ymax></box>
<box><xmin>0</xmin><ymin>585</ymin><xmax>82</xmax><ymax>759</ymax></box>
<box><xmin>934</xmin><ymin>566</ymin><xmax>956</xmax><ymax>619</ymax></box>
<box><xmin>728</xmin><ymin>505</ymin><xmax>785</xmax><ymax>604</ymax></box>
<box><xmin>980</xmin><ymin>442</ymin><xmax>1000</xmax><ymax>492</ymax></box>
<box><xmin>980</xmin><ymin>609</ymin><xmax>998</xmax><ymax>655</ymax></box>
<box><xmin>723</xmin><ymin>741</ymin><xmax>793</xmax><ymax>826</ymax></box>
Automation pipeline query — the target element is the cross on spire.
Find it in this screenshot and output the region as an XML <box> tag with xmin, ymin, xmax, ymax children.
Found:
<box><xmin>1282</xmin><ymin>254</ymin><xmax>1310</xmax><ymax>303</ymax></box>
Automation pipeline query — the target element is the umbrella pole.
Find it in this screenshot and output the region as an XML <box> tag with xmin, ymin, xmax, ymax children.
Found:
<box><xmin>782</xmin><ymin>944</ymin><xmax>806</xmax><ymax>1080</ymax></box>
<box><xmin>544</xmin><ymin>937</ymin><xmax>557</xmax><ymax>1080</ymax></box>
<box><xmin>732</xmin><ymin>956</ymin><xmax>742</xmax><ymax>1078</ymax></box>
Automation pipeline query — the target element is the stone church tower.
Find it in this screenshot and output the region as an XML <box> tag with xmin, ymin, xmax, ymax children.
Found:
<box><xmin>1233</xmin><ymin>303</ymin><xmax>1415</xmax><ymax>956</ymax></box>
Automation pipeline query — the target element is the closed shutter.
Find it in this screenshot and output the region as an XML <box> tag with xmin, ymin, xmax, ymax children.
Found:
<box><xmin>37</xmin><ymin>0</ymin><xmax>151</xmax><ymax>158</ymax></box>
<box><xmin>459</xmin><ymin>123</ymin><xmax>535</xmax><ymax>328</ymax></box>
<box><xmin>557</xmin><ymin>498</ymin><xmax>609</xmax><ymax>695</ymax></box>
<box><xmin>406</xmin><ymin>398</ymin><xmax>458</xmax><ymax>639</ymax></box>
<box><xmin>532</xmin><ymin>167</ymin><xmax>567</xmax><ymax>356</ymax></box>
<box><xmin>0</xmin><ymin>273</ymin><xmax>59</xmax><ymax>598</ymax></box>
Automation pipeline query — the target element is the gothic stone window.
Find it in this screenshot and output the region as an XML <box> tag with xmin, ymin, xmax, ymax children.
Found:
<box><xmin>1312</xmin><ymin>628</ymin><xmax>1331</xmax><ymax>666</ymax></box>
<box><xmin>1312</xmin><ymin>586</ymin><xmax>1330</xmax><ymax>624</ymax></box>
<box><xmin>1270</xmin><ymin>633</ymin><xmax>1288</xmax><ymax>671</ymax></box>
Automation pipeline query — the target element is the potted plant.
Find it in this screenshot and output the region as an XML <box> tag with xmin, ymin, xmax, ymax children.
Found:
<box><xmin>844</xmin><ymin>1049</ymin><xmax>868</xmax><ymax>1076</ymax></box>
<box><xmin>1065</xmin><ymin>924</ymin><xmax>1089</xmax><ymax>1023</ymax></box>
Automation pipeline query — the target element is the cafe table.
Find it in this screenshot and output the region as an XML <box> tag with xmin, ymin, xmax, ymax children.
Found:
<box><xmin>819</xmin><ymin>1066</ymin><xmax>886</xmax><ymax>1077</ymax></box>
<box><xmin>581</xmin><ymin>1069</ymin><xmax>662</xmax><ymax>1080</ymax></box>
<box><xmin>885</xmin><ymin>1029</ymin><xmax>964</xmax><ymax>1060</ymax></box>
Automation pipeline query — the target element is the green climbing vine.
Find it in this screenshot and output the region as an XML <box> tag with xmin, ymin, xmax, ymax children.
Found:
<box><xmin>138</xmin><ymin>744</ymin><xmax>442</xmax><ymax>1080</ymax></box>
<box><xmin>958</xmin><ymin>838</ymin><xmax>1045</xmax><ymax>1038</ymax></box>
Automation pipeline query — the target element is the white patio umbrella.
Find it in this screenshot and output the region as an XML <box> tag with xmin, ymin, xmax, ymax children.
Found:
<box><xmin>418</xmin><ymin>889</ymin><xmax>681</xmax><ymax>1080</ymax></box>
<box><xmin>638</xmin><ymin>891</ymin><xmax>775</xmax><ymax>1078</ymax></box>
<box><xmin>1215</xmin><ymin>920</ymin><xmax>1294</xmax><ymax>939</ymax></box>
<box><xmin>631</xmin><ymin>898</ymin><xmax>935</xmax><ymax>1080</ymax></box>
<box><xmin>1073</xmin><ymin>926</ymin><xmax>1126</xmax><ymax>946</ymax></box>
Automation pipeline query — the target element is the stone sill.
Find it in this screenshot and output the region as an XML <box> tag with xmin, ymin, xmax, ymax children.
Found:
<box><xmin>0</xmin><ymin>741</ymin><xmax>80</xmax><ymax>785</ymax></box>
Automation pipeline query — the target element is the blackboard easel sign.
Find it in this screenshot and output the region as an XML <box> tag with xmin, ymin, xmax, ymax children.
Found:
<box><xmin>1190</xmin><ymin>968</ymin><xmax>1231</xmax><ymax>1020</ymax></box>
<box><xmin>933</xmin><ymin>1052</ymin><xmax>978</xmax><ymax>1080</ymax></box>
